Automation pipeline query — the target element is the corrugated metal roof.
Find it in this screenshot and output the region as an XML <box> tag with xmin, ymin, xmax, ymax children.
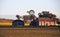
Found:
<box><xmin>39</xmin><ymin>17</ymin><xmax>53</xmax><ymax>22</ymax></box>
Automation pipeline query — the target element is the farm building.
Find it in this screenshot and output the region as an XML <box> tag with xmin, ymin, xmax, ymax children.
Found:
<box><xmin>39</xmin><ymin>17</ymin><xmax>58</xmax><ymax>26</ymax></box>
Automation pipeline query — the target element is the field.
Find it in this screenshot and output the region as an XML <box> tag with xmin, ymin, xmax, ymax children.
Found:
<box><xmin>0</xmin><ymin>27</ymin><xmax>60</xmax><ymax>37</ymax></box>
<box><xmin>0</xmin><ymin>19</ymin><xmax>60</xmax><ymax>37</ymax></box>
<box><xmin>0</xmin><ymin>19</ymin><xmax>12</xmax><ymax>26</ymax></box>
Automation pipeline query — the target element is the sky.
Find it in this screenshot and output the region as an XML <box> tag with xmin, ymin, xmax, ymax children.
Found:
<box><xmin>0</xmin><ymin>0</ymin><xmax>60</xmax><ymax>19</ymax></box>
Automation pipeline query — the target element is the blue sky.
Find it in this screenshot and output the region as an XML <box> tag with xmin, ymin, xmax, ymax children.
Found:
<box><xmin>0</xmin><ymin>0</ymin><xmax>60</xmax><ymax>19</ymax></box>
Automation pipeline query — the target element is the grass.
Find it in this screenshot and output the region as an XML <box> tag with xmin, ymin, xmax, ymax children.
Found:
<box><xmin>0</xmin><ymin>27</ymin><xmax>60</xmax><ymax>37</ymax></box>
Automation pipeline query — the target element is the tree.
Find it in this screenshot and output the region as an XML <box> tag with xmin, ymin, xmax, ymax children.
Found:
<box><xmin>27</xmin><ymin>10</ymin><xmax>35</xmax><ymax>20</ymax></box>
<box><xmin>16</xmin><ymin>15</ymin><xmax>21</xmax><ymax>20</ymax></box>
<box><xmin>27</xmin><ymin>10</ymin><xmax>35</xmax><ymax>15</ymax></box>
<box><xmin>38</xmin><ymin>11</ymin><xmax>56</xmax><ymax>18</ymax></box>
<box><xmin>38</xmin><ymin>13</ymin><xmax>41</xmax><ymax>17</ymax></box>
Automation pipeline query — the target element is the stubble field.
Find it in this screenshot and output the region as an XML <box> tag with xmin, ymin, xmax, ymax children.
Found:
<box><xmin>0</xmin><ymin>27</ymin><xmax>60</xmax><ymax>37</ymax></box>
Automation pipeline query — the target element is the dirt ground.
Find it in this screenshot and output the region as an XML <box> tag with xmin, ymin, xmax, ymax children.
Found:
<box><xmin>0</xmin><ymin>27</ymin><xmax>60</xmax><ymax>37</ymax></box>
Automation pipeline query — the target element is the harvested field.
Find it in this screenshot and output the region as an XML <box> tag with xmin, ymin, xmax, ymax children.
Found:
<box><xmin>0</xmin><ymin>27</ymin><xmax>60</xmax><ymax>37</ymax></box>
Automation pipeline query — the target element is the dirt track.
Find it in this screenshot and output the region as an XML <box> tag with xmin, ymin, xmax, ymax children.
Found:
<box><xmin>0</xmin><ymin>27</ymin><xmax>60</xmax><ymax>37</ymax></box>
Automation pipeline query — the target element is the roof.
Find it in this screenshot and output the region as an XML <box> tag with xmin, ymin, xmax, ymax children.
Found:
<box><xmin>39</xmin><ymin>17</ymin><xmax>53</xmax><ymax>22</ymax></box>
